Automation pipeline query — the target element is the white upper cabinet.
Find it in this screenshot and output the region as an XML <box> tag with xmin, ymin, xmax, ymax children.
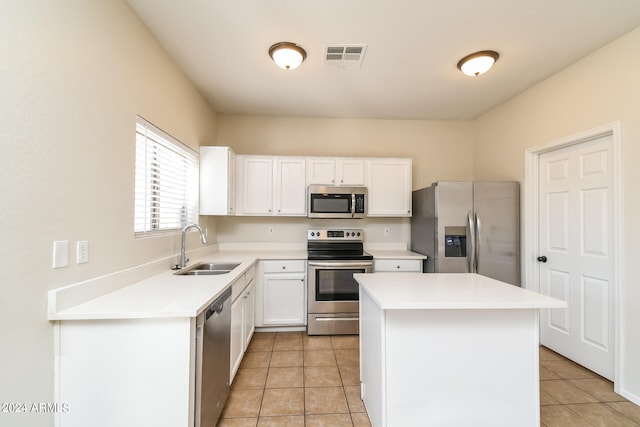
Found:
<box><xmin>306</xmin><ymin>158</ymin><xmax>335</xmax><ymax>185</ymax></box>
<box><xmin>274</xmin><ymin>157</ymin><xmax>307</xmax><ymax>216</ymax></box>
<box><xmin>236</xmin><ymin>155</ymin><xmax>273</xmax><ymax>215</ymax></box>
<box><xmin>236</xmin><ymin>155</ymin><xmax>307</xmax><ymax>216</ymax></box>
<box><xmin>199</xmin><ymin>146</ymin><xmax>235</xmax><ymax>215</ymax></box>
<box><xmin>211</xmin><ymin>153</ymin><xmax>411</xmax><ymax>217</ymax></box>
<box><xmin>366</xmin><ymin>158</ymin><xmax>412</xmax><ymax>217</ymax></box>
<box><xmin>307</xmin><ymin>157</ymin><xmax>365</xmax><ymax>186</ymax></box>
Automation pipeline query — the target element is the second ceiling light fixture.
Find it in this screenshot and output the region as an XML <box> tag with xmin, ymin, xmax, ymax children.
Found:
<box><xmin>457</xmin><ymin>50</ymin><xmax>500</xmax><ymax>77</ymax></box>
<box><xmin>269</xmin><ymin>42</ymin><xmax>307</xmax><ymax>70</ymax></box>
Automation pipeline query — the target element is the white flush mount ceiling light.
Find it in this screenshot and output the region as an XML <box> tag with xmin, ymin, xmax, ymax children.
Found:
<box><xmin>457</xmin><ymin>50</ymin><xmax>500</xmax><ymax>77</ymax></box>
<box><xmin>269</xmin><ymin>42</ymin><xmax>307</xmax><ymax>70</ymax></box>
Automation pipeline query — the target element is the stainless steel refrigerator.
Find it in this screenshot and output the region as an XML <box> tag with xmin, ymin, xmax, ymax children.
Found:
<box><xmin>411</xmin><ymin>181</ymin><xmax>521</xmax><ymax>286</ymax></box>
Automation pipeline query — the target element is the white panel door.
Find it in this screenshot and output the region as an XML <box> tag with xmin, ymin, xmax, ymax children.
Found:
<box><xmin>538</xmin><ymin>134</ymin><xmax>615</xmax><ymax>379</ymax></box>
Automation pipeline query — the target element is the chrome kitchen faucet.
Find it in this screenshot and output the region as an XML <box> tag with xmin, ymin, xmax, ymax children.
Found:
<box><xmin>175</xmin><ymin>224</ymin><xmax>208</xmax><ymax>269</ymax></box>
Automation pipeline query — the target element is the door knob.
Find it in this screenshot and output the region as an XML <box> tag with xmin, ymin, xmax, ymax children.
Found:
<box><xmin>537</xmin><ymin>256</ymin><xmax>547</xmax><ymax>263</ymax></box>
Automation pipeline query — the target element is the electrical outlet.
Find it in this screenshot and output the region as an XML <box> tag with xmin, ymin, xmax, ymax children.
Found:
<box><xmin>267</xmin><ymin>226</ymin><xmax>274</xmax><ymax>236</ymax></box>
<box><xmin>77</xmin><ymin>240</ymin><xmax>89</xmax><ymax>264</ymax></box>
<box><xmin>384</xmin><ymin>226</ymin><xmax>390</xmax><ymax>237</ymax></box>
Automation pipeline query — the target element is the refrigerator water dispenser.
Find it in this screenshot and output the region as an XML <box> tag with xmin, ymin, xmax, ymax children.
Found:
<box><xmin>444</xmin><ymin>226</ymin><xmax>466</xmax><ymax>257</ymax></box>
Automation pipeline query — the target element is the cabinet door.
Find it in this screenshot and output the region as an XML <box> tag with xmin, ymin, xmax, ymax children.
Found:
<box><xmin>263</xmin><ymin>274</ymin><xmax>306</xmax><ymax>325</ymax></box>
<box><xmin>367</xmin><ymin>158</ymin><xmax>412</xmax><ymax>216</ymax></box>
<box><xmin>199</xmin><ymin>146</ymin><xmax>235</xmax><ymax>215</ymax></box>
<box><xmin>230</xmin><ymin>296</ymin><xmax>244</xmax><ymax>381</ymax></box>
<box><xmin>337</xmin><ymin>158</ymin><xmax>365</xmax><ymax>186</ymax></box>
<box><xmin>274</xmin><ymin>157</ymin><xmax>307</xmax><ymax>216</ymax></box>
<box><xmin>243</xmin><ymin>280</ymin><xmax>255</xmax><ymax>352</ymax></box>
<box><xmin>307</xmin><ymin>158</ymin><xmax>336</xmax><ymax>185</ymax></box>
<box><xmin>240</xmin><ymin>156</ymin><xmax>273</xmax><ymax>215</ymax></box>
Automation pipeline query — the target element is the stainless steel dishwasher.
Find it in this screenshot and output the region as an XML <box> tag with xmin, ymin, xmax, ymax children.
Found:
<box><xmin>195</xmin><ymin>287</ymin><xmax>231</xmax><ymax>427</ymax></box>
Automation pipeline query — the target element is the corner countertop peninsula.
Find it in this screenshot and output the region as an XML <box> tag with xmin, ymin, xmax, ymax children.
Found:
<box><xmin>354</xmin><ymin>273</ymin><xmax>566</xmax><ymax>427</ymax></box>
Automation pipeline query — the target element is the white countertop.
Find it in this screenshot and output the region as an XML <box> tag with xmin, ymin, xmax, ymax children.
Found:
<box><xmin>49</xmin><ymin>250</ymin><xmax>307</xmax><ymax>321</ymax></box>
<box><xmin>48</xmin><ymin>248</ymin><xmax>435</xmax><ymax>321</ymax></box>
<box><xmin>366</xmin><ymin>249</ymin><xmax>427</xmax><ymax>259</ymax></box>
<box><xmin>354</xmin><ymin>273</ymin><xmax>566</xmax><ymax>310</ymax></box>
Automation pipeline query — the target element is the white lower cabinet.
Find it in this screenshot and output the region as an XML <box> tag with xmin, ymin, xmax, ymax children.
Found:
<box><xmin>256</xmin><ymin>260</ymin><xmax>306</xmax><ymax>327</ymax></box>
<box><xmin>243</xmin><ymin>280</ymin><xmax>255</xmax><ymax>350</ymax></box>
<box><xmin>374</xmin><ymin>259</ymin><xmax>422</xmax><ymax>272</ymax></box>
<box><xmin>230</xmin><ymin>295</ymin><xmax>244</xmax><ymax>381</ymax></box>
<box><xmin>230</xmin><ymin>266</ymin><xmax>257</xmax><ymax>382</ymax></box>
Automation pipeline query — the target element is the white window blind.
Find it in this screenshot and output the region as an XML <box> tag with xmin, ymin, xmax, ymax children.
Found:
<box><xmin>134</xmin><ymin>116</ymin><xmax>198</xmax><ymax>237</ymax></box>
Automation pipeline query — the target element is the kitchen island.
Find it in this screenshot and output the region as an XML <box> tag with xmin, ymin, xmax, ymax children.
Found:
<box><xmin>354</xmin><ymin>273</ymin><xmax>566</xmax><ymax>427</ymax></box>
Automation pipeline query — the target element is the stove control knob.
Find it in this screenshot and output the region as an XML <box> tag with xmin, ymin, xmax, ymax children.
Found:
<box><xmin>357</xmin><ymin>232</ymin><xmax>361</xmax><ymax>236</ymax></box>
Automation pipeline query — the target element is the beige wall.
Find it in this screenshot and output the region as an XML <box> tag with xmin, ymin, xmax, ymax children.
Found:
<box><xmin>0</xmin><ymin>1</ymin><xmax>217</xmax><ymax>423</ymax></box>
<box><xmin>474</xmin><ymin>27</ymin><xmax>640</xmax><ymax>400</ymax></box>
<box><xmin>216</xmin><ymin>115</ymin><xmax>475</xmax><ymax>190</ymax></box>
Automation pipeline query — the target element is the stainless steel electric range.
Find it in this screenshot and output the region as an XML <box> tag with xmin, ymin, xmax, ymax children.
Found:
<box><xmin>307</xmin><ymin>228</ymin><xmax>373</xmax><ymax>335</ymax></box>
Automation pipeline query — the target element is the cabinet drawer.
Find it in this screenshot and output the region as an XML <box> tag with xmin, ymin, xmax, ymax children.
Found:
<box><xmin>262</xmin><ymin>260</ymin><xmax>306</xmax><ymax>274</ymax></box>
<box><xmin>245</xmin><ymin>264</ymin><xmax>256</xmax><ymax>284</ymax></box>
<box><xmin>374</xmin><ymin>259</ymin><xmax>422</xmax><ymax>272</ymax></box>
<box><xmin>231</xmin><ymin>274</ymin><xmax>248</xmax><ymax>302</ymax></box>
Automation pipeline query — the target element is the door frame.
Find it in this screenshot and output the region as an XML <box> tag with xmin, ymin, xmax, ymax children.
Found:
<box><xmin>524</xmin><ymin>120</ymin><xmax>623</xmax><ymax>386</ymax></box>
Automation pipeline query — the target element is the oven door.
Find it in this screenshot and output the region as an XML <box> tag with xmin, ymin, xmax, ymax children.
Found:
<box><xmin>307</xmin><ymin>261</ymin><xmax>373</xmax><ymax>314</ymax></box>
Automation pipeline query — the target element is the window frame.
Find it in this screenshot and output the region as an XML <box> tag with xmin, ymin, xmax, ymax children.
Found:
<box><xmin>134</xmin><ymin>116</ymin><xmax>199</xmax><ymax>238</ymax></box>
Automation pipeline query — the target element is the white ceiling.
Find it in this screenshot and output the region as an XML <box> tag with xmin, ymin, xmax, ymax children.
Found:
<box><xmin>127</xmin><ymin>0</ymin><xmax>640</xmax><ymax>120</ymax></box>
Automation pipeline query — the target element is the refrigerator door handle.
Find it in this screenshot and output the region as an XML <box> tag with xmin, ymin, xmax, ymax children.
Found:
<box><xmin>467</xmin><ymin>211</ymin><xmax>476</xmax><ymax>273</ymax></box>
<box><xmin>475</xmin><ymin>214</ymin><xmax>481</xmax><ymax>272</ymax></box>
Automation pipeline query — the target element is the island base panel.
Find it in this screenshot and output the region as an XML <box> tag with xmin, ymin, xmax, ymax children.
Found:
<box><xmin>360</xmin><ymin>291</ymin><xmax>541</xmax><ymax>426</ymax></box>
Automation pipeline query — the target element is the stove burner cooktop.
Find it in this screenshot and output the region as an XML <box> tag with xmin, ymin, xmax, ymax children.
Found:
<box><xmin>307</xmin><ymin>228</ymin><xmax>372</xmax><ymax>261</ymax></box>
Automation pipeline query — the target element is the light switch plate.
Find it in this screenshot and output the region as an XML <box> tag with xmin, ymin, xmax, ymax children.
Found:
<box><xmin>53</xmin><ymin>240</ymin><xmax>69</xmax><ymax>268</ymax></box>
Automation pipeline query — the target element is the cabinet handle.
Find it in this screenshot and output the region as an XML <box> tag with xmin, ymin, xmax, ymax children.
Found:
<box><xmin>396</xmin><ymin>265</ymin><xmax>400</xmax><ymax>269</ymax></box>
<box><xmin>282</xmin><ymin>266</ymin><xmax>286</xmax><ymax>270</ymax></box>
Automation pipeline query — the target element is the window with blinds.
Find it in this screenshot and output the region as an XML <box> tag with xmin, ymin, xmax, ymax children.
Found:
<box><xmin>134</xmin><ymin>116</ymin><xmax>199</xmax><ymax>237</ymax></box>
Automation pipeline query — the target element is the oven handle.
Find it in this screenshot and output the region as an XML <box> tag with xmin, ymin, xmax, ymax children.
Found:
<box><xmin>308</xmin><ymin>261</ymin><xmax>373</xmax><ymax>268</ymax></box>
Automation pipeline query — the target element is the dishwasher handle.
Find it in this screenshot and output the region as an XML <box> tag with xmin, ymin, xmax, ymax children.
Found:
<box><xmin>205</xmin><ymin>288</ymin><xmax>231</xmax><ymax>321</ymax></box>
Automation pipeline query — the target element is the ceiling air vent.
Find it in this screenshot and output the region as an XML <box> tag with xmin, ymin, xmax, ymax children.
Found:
<box><xmin>323</xmin><ymin>44</ymin><xmax>367</xmax><ymax>69</ymax></box>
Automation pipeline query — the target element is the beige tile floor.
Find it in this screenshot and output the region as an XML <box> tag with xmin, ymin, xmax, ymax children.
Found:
<box><xmin>539</xmin><ymin>346</ymin><xmax>640</xmax><ymax>427</ymax></box>
<box><xmin>217</xmin><ymin>331</ymin><xmax>640</xmax><ymax>426</ymax></box>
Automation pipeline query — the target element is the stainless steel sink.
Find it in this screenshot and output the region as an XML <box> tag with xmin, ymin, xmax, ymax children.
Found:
<box><xmin>174</xmin><ymin>262</ymin><xmax>241</xmax><ymax>276</ymax></box>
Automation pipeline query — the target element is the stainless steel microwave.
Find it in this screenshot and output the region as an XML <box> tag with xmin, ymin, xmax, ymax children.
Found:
<box><xmin>308</xmin><ymin>185</ymin><xmax>367</xmax><ymax>219</ymax></box>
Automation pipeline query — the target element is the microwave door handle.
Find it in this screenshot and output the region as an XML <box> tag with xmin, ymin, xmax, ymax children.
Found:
<box><xmin>351</xmin><ymin>193</ymin><xmax>356</xmax><ymax>217</ymax></box>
